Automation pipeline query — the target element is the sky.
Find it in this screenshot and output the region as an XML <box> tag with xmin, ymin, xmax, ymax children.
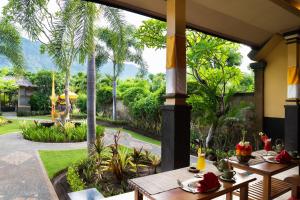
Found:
<box><xmin>0</xmin><ymin>0</ymin><xmax>253</xmax><ymax>74</ymax></box>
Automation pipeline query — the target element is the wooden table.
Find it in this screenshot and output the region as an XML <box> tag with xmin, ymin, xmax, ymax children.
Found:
<box><xmin>129</xmin><ymin>166</ymin><xmax>256</xmax><ymax>200</ymax></box>
<box><xmin>228</xmin><ymin>151</ymin><xmax>299</xmax><ymax>200</ymax></box>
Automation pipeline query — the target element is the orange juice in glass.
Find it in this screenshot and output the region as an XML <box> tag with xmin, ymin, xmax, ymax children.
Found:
<box><xmin>196</xmin><ymin>148</ymin><xmax>206</xmax><ymax>171</ymax></box>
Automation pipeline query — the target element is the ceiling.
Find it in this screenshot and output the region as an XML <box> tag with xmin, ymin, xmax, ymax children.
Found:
<box><xmin>88</xmin><ymin>0</ymin><xmax>300</xmax><ymax>48</ymax></box>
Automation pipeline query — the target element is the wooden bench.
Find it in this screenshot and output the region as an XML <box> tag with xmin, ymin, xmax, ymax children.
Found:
<box><xmin>284</xmin><ymin>175</ymin><xmax>300</xmax><ymax>199</ymax></box>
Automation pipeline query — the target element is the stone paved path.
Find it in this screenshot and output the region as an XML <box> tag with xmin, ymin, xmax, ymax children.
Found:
<box><xmin>0</xmin><ymin>127</ymin><xmax>197</xmax><ymax>200</ymax></box>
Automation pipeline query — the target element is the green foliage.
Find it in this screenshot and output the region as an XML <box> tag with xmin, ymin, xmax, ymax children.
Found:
<box><xmin>71</xmin><ymin>72</ymin><xmax>87</xmax><ymax>93</ymax></box>
<box><xmin>16</xmin><ymin>111</ymin><xmax>32</xmax><ymax>117</ymax></box>
<box><xmin>237</xmin><ymin>73</ymin><xmax>254</xmax><ymax>92</ymax></box>
<box><xmin>96</xmin><ymin>125</ymin><xmax>105</xmax><ymax>138</ymax></box>
<box><xmin>96</xmin><ymin>25</ymin><xmax>146</xmax><ymax>76</ymax></box>
<box><xmin>67</xmin><ymin>164</ymin><xmax>86</xmax><ymax>192</ymax></box>
<box><xmin>122</xmin><ymin>87</ymin><xmax>148</xmax><ymax>106</ymax></box>
<box><xmin>96</xmin><ymin>116</ymin><xmax>128</xmax><ymax>126</ymax></box>
<box><xmin>76</xmin><ymin>93</ymin><xmax>87</xmax><ymax>113</ymax></box>
<box><xmin>29</xmin><ymin>70</ymin><xmax>64</xmax><ymax>112</ymax></box>
<box><xmin>0</xmin><ymin>117</ymin><xmax>9</xmax><ymax>126</ymax></box>
<box><xmin>135</xmin><ymin>19</ymin><xmax>166</xmax><ymax>49</ymax></box>
<box><xmin>20</xmin><ymin>121</ymin><xmax>104</xmax><ymax>143</ymax></box>
<box><xmin>0</xmin><ymin>68</ymin><xmax>18</xmax><ymax>93</ymax></box>
<box><xmin>0</xmin><ymin>19</ymin><xmax>24</xmax><ymax>71</ymax></box>
<box><xmin>97</xmin><ymin>85</ymin><xmax>113</xmax><ymax>107</ymax></box>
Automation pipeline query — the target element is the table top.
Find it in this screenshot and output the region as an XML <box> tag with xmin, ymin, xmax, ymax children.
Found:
<box><xmin>228</xmin><ymin>150</ymin><xmax>299</xmax><ymax>176</ymax></box>
<box><xmin>129</xmin><ymin>165</ymin><xmax>256</xmax><ymax>200</ymax></box>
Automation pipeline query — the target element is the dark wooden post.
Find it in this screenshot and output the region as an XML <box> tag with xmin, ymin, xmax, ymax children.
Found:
<box><xmin>284</xmin><ymin>32</ymin><xmax>300</xmax><ymax>152</ymax></box>
<box><xmin>250</xmin><ymin>60</ymin><xmax>266</xmax><ymax>132</ymax></box>
<box><xmin>161</xmin><ymin>0</ymin><xmax>191</xmax><ymax>171</ymax></box>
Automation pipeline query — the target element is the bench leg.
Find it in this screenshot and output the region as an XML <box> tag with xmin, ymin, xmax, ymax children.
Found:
<box><xmin>134</xmin><ymin>189</ymin><xmax>143</xmax><ymax>200</ymax></box>
<box><xmin>226</xmin><ymin>192</ymin><xmax>232</xmax><ymax>200</ymax></box>
<box><xmin>240</xmin><ymin>184</ymin><xmax>249</xmax><ymax>200</ymax></box>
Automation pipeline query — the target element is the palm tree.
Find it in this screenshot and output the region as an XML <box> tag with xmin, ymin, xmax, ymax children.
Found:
<box><xmin>95</xmin><ymin>25</ymin><xmax>147</xmax><ymax>120</ymax></box>
<box><xmin>4</xmin><ymin>0</ymin><xmax>124</xmax><ymax>153</ymax></box>
<box><xmin>0</xmin><ymin>19</ymin><xmax>24</xmax><ymax>72</ymax></box>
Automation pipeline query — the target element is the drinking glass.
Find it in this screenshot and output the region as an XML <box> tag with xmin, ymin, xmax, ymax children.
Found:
<box><xmin>264</xmin><ymin>138</ymin><xmax>272</xmax><ymax>156</ymax></box>
<box><xmin>197</xmin><ymin>153</ymin><xmax>206</xmax><ymax>172</ymax></box>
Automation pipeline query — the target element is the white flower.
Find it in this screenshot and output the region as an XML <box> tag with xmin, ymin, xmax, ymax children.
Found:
<box><xmin>259</xmin><ymin>132</ymin><xmax>264</xmax><ymax>136</ymax></box>
<box><xmin>239</xmin><ymin>141</ymin><xmax>245</xmax><ymax>146</ymax></box>
<box><xmin>244</xmin><ymin>141</ymin><xmax>250</xmax><ymax>146</ymax></box>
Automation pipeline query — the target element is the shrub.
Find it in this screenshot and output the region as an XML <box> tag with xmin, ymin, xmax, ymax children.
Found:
<box><xmin>21</xmin><ymin>121</ymin><xmax>105</xmax><ymax>143</ymax></box>
<box><xmin>67</xmin><ymin>163</ymin><xmax>86</xmax><ymax>191</ymax></box>
<box><xmin>97</xmin><ymin>86</ymin><xmax>113</xmax><ymax>107</ymax></box>
<box><xmin>0</xmin><ymin>117</ymin><xmax>9</xmax><ymax>126</ymax></box>
<box><xmin>96</xmin><ymin>125</ymin><xmax>105</xmax><ymax>138</ymax></box>
<box><xmin>122</xmin><ymin>87</ymin><xmax>148</xmax><ymax>106</ymax></box>
<box><xmin>17</xmin><ymin>111</ymin><xmax>31</xmax><ymax>116</ymax></box>
<box><xmin>96</xmin><ymin>116</ymin><xmax>127</xmax><ymax>126</ymax></box>
<box><xmin>76</xmin><ymin>93</ymin><xmax>87</xmax><ymax>113</ymax></box>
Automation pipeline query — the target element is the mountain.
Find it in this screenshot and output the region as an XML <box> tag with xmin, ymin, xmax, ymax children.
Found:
<box><xmin>0</xmin><ymin>37</ymin><xmax>140</xmax><ymax>79</ymax></box>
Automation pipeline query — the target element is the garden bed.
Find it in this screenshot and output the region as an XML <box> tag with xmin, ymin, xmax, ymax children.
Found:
<box><xmin>21</xmin><ymin>121</ymin><xmax>104</xmax><ymax>143</ymax></box>
<box><xmin>62</xmin><ymin>131</ymin><xmax>161</xmax><ymax>198</ymax></box>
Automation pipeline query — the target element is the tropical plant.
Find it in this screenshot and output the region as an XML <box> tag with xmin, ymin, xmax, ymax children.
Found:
<box><xmin>130</xmin><ymin>147</ymin><xmax>144</xmax><ymax>176</ymax></box>
<box><xmin>95</xmin><ymin>25</ymin><xmax>147</xmax><ymax>121</ymax></box>
<box><xmin>0</xmin><ymin>19</ymin><xmax>24</xmax><ymax>72</ymax></box>
<box><xmin>136</xmin><ymin>19</ymin><xmax>251</xmax><ymax>147</ymax></box>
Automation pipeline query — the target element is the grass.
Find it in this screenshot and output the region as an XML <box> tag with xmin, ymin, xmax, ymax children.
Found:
<box><xmin>0</xmin><ymin>115</ymin><xmax>50</xmax><ymax>135</ymax></box>
<box><xmin>110</xmin><ymin>127</ymin><xmax>161</xmax><ymax>146</ymax></box>
<box><xmin>39</xmin><ymin>149</ymin><xmax>87</xmax><ymax>179</ymax></box>
<box><xmin>0</xmin><ymin>119</ymin><xmax>28</xmax><ymax>135</ymax></box>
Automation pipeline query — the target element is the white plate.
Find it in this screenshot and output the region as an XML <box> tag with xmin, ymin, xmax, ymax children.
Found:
<box><xmin>263</xmin><ymin>156</ymin><xmax>280</xmax><ymax>164</ymax></box>
<box><xmin>180</xmin><ymin>178</ymin><xmax>201</xmax><ymax>193</ymax></box>
<box><xmin>180</xmin><ymin>178</ymin><xmax>220</xmax><ymax>194</ymax></box>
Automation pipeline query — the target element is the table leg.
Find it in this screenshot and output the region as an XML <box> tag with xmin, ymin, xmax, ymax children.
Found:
<box><xmin>239</xmin><ymin>184</ymin><xmax>248</xmax><ymax>200</ymax></box>
<box><xmin>134</xmin><ymin>189</ymin><xmax>143</xmax><ymax>200</ymax></box>
<box><xmin>262</xmin><ymin>176</ymin><xmax>271</xmax><ymax>200</ymax></box>
<box><xmin>226</xmin><ymin>191</ymin><xmax>232</xmax><ymax>200</ymax></box>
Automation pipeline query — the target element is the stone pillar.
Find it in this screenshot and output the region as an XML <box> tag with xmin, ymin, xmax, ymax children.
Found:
<box><xmin>161</xmin><ymin>0</ymin><xmax>191</xmax><ymax>171</ymax></box>
<box><xmin>250</xmin><ymin>61</ymin><xmax>266</xmax><ymax>132</ymax></box>
<box><xmin>284</xmin><ymin>32</ymin><xmax>300</xmax><ymax>152</ymax></box>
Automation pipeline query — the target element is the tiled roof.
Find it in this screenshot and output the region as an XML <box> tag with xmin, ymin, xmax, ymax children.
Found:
<box><xmin>3</xmin><ymin>76</ymin><xmax>36</xmax><ymax>87</ymax></box>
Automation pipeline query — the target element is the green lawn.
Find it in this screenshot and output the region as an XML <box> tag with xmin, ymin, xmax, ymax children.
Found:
<box><xmin>0</xmin><ymin>120</ymin><xmax>24</xmax><ymax>135</ymax></box>
<box><xmin>39</xmin><ymin>149</ymin><xmax>87</xmax><ymax>179</ymax></box>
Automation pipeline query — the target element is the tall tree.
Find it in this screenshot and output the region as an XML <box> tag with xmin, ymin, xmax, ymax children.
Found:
<box><xmin>136</xmin><ymin>19</ymin><xmax>245</xmax><ymax>147</ymax></box>
<box><xmin>95</xmin><ymin>25</ymin><xmax>146</xmax><ymax>120</ymax></box>
<box><xmin>0</xmin><ymin>19</ymin><xmax>24</xmax><ymax>73</ymax></box>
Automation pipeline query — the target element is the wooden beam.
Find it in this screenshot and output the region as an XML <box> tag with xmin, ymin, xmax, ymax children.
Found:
<box><xmin>269</xmin><ymin>0</ymin><xmax>300</xmax><ymax>17</ymax></box>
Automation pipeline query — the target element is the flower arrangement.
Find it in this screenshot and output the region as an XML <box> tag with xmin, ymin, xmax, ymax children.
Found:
<box><xmin>236</xmin><ymin>131</ymin><xmax>252</xmax><ymax>163</ymax></box>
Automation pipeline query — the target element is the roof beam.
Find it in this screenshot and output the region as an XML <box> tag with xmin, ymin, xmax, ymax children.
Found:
<box><xmin>269</xmin><ymin>0</ymin><xmax>300</xmax><ymax>17</ymax></box>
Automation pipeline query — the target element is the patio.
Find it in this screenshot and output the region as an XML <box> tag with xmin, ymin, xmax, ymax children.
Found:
<box><xmin>85</xmin><ymin>0</ymin><xmax>300</xmax><ymax>199</ymax></box>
